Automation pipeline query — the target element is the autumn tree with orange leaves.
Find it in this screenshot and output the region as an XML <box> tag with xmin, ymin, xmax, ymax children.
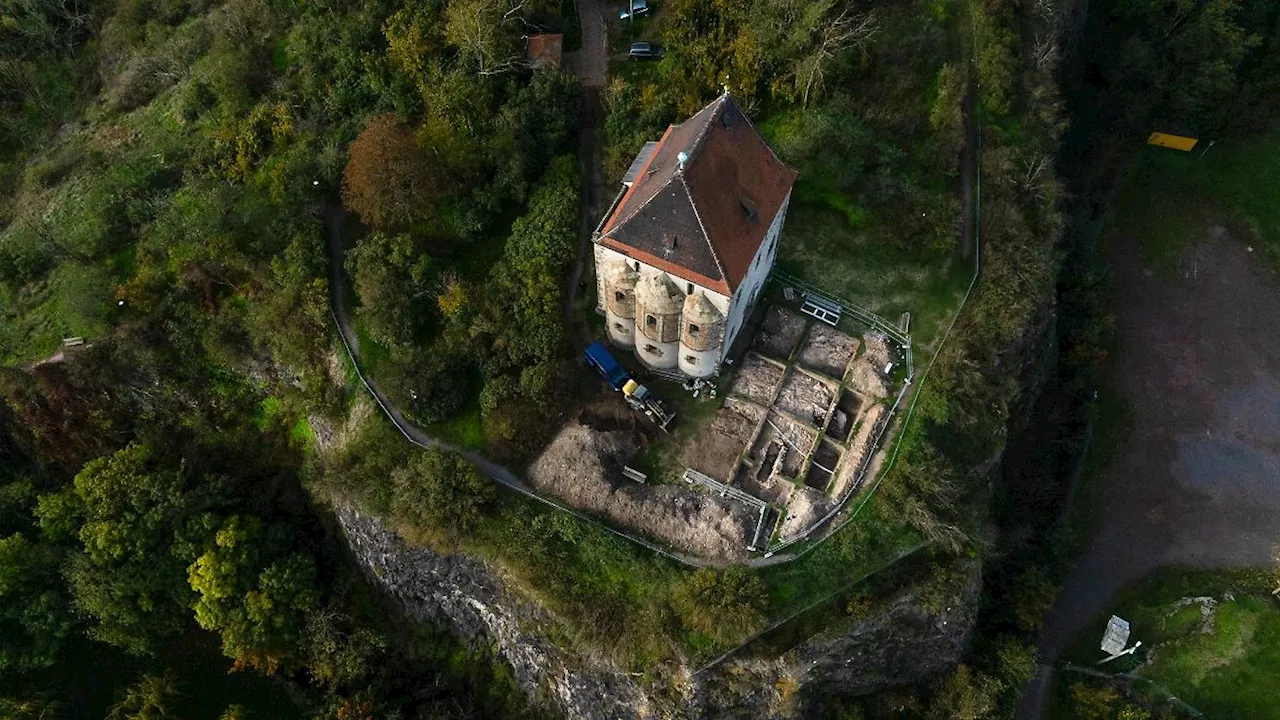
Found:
<box><xmin>341</xmin><ymin>114</ymin><xmax>437</xmax><ymax>230</ymax></box>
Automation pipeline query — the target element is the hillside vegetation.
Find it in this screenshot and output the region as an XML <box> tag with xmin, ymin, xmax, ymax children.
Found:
<box><xmin>0</xmin><ymin>0</ymin><xmax>573</xmax><ymax>716</ymax></box>
<box><xmin>4</xmin><ymin>0</ymin><xmax>1275</xmax><ymax>717</ymax></box>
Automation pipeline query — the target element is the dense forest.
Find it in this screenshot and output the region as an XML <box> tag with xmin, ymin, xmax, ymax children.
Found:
<box><xmin>2</xmin><ymin>0</ymin><xmax>1279</xmax><ymax>718</ymax></box>
<box><xmin>0</xmin><ymin>0</ymin><xmax>572</xmax><ymax>716</ymax></box>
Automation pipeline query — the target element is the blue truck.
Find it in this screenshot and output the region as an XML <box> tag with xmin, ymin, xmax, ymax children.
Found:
<box><xmin>584</xmin><ymin>342</ymin><xmax>676</xmax><ymax>430</ymax></box>
<box><xmin>584</xmin><ymin>342</ymin><xmax>630</xmax><ymax>389</ymax></box>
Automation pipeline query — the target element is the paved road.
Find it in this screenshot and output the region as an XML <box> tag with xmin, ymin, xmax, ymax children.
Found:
<box><xmin>1015</xmin><ymin>231</ymin><xmax>1280</xmax><ymax>719</ymax></box>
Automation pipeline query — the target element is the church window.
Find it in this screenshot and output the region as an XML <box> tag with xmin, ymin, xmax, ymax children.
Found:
<box><xmin>685</xmin><ymin>355</ymin><xmax>698</xmax><ymax>365</ymax></box>
<box><xmin>646</xmin><ymin>315</ymin><xmax>656</xmax><ymax>328</ymax></box>
<box><xmin>686</xmin><ymin>283</ymin><xmax>694</xmax><ymax>294</ymax></box>
<box><xmin>614</xmin><ymin>290</ymin><xmax>625</xmax><ymax>302</ymax></box>
<box><xmin>645</xmin><ymin>344</ymin><xmax>661</xmax><ymax>356</ymax></box>
<box><xmin>689</xmin><ymin>323</ymin><xmax>700</xmax><ymax>337</ymax></box>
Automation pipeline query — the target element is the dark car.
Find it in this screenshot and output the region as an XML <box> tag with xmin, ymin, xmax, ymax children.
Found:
<box><xmin>628</xmin><ymin>41</ymin><xmax>664</xmax><ymax>60</ymax></box>
<box><xmin>619</xmin><ymin>0</ymin><xmax>649</xmax><ymax>20</ymax></box>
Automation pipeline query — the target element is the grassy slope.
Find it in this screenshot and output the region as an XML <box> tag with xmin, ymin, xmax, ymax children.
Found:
<box><xmin>1052</xmin><ymin>568</ymin><xmax>1279</xmax><ymax>719</ymax></box>
<box><xmin>1110</xmin><ymin>130</ymin><xmax>1280</xmax><ymax>274</ymax></box>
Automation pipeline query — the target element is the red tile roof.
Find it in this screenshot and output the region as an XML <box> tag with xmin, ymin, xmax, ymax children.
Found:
<box><xmin>598</xmin><ymin>94</ymin><xmax>797</xmax><ymax>295</ymax></box>
<box><xmin>526</xmin><ymin>34</ymin><xmax>563</xmax><ymax>68</ymax></box>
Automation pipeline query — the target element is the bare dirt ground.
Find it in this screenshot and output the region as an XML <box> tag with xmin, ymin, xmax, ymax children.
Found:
<box><xmin>1017</xmin><ymin>232</ymin><xmax>1280</xmax><ymax>718</ymax></box>
<box><xmin>774</xmin><ymin>369</ymin><xmax>835</xmax><ymax>426</ymax></box>
<box><xmin>831</xmin><ymin>403</ymin><xmax>887</xmax><ymax>498</ymax></box>
<box><xmin>799</xmin><ymin>324</ymin><xmax>860</xmax><ymax>379</ymax></box>
<box><xmin>754</xmin><ymin>307</ymin><xmax>807</xmax><ymax>360</ymax></box>
<box><xmin>530</xmin><ymin>422</ymin><xmax>754</xmax><ymax>562</ymax></box>
<box><xmin>682</xmin><ymin>397</ymin><xmax>764</xmax><ymax>482</ymax></box>
<box><xmin>730</xmin><ymin>354</ymin><xmax>785</xmax><ymax>405</ymax></box>
<box><xmin>779</xmin><ymin>487</ymin><xmax>834</xmax><ymax>541</ymax></box>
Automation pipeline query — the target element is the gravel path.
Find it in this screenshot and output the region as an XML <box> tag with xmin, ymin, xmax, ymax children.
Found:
<box><xmin>1016</xmin><ymin>231</ymin><xmax>1280</xmax><ymax>719</ymax></box>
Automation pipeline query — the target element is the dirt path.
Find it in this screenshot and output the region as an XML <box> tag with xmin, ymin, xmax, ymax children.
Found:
<box><xmin>1016</xmin><ymin>231</ymin><xmax>1280</xmax><ymax>719</ymax></box>
<box><xmin>563</xmin><ymin>0</ymin><xmax>610</xmax><ymax>345</ymax></box>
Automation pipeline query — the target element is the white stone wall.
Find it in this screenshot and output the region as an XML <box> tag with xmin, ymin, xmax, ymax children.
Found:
<box><xmin>724</xmin><ymin>189</ymin><xmax>791</xmax><ymax>354</ymax></box>
<box><xmin>677</xmin><ymin>345</ymin><xmax>719</xmax><ymax>377</ymax></box>
<box><xmin>593</xmin><ymin>243</ymin><xmax>733</xmax><ymax>373</ymax></box>
<box><xmin>592</xmin><ymin>184</ymin><xmax>794</xmax><ymax>373</ymax></box>
<box><xmin>605</xmin><ymin>310</ymin><xmax>635</xmax><ymax>346</ymax></box>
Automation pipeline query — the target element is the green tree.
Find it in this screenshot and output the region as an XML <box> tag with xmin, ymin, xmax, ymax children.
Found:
<box><xmin>0</xmin><ymin>532</ymin><xmax>72</xmax><ymax>672</ymax></box>
<box><xmin>389</xmin><ymin>448</ymin><xmax>496</xmax><ymax>539</ymax></box>
<box><xmin>0</xmin><ymin>696</ymin><xmax>61</xmax><ymax>719</ymax></box>
<box><xmin>1069</xmin><ymin>682</ymin><xmax>1121</xmax><ymax>720</ymax></box>
<box><xmin>994</xmin><ymin>636</ymin><xmax>1038</xmax><ymax>688</ymax></box>
<box><xmin>972</xmin><ymin>2</ymin><xmax>1017</xmax><ymax>115</ymax></box>
<box><xmin>924</xmin><ymin>665</ymin><xmax>1000</xmax><ymax>720</ymax></box>
<box><xmin>1011</xmin><ymin>566</ymin><xmax>1059</xmax><ymax>633</ymax></box>
<box><xmin>39</xmin><ymin>443</ymin><xmax>223</xmax><ymax>655</ymax></box>
<box><xmin>347</xmin><ymin>231</ymin><xmax>434</xmax><ymax>352</ymax></box>
<box><xmin>443</xmin><ymin>0</ymin><xmax>527</xmax><ymax>76</ymax></box>
<box><xmin>187</xmin><ymin>515</ymin><xmax>319</xmax><ymax>674</ymax></box>
<box><xmin>302</xmin><ymin>608</ymin><xmax>386</xmax><ymax>689</ymax></box>
<box><xmin>108</xmin><ymin>670</ymin><xmax>180</xmax><ymax>720</ymax></box>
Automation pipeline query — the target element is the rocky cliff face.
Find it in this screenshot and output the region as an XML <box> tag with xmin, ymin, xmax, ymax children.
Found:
<box><xmin>692</xmin><ymin>561</ymin><xmax>982</xmax><ymax>719</ymax></box>
<box><xmin>337</xmin><ymin>504</ymin><xmax>982</xmax><ymax>719</ymax></box>
<box><xmin>336</xmin><ymin>505</ymin><xmax>657</xmax><ymax>720</ymax></box>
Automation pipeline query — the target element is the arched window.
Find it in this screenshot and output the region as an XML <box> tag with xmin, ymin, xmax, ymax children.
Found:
<box><xmin>614</xmin><ymin>290</ymin><xmax>625</xmax><ymax>302</ymax></box>
<box><xmin>646</xmin><ymin>315</ymin><xmax>656</xmax><ymax>328</ymax></box>
<box><xmin>685</xmin><ymin>355</ymin><xmax>698</xmax><ymax>365</ymax></box>
<box><xmin>644</xmin><ymin>344</ymin><xmax>661</xmax><ymax>356</ymax></box>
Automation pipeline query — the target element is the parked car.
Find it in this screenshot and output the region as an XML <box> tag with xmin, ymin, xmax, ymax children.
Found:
<box><xmin>628</xmin><ymin>41</ymin><xmax>664</xmax><ymax>60</ymax></box>
<box><xmin>619</xmin><ymin>0</ymin><xmax>649</xmax><ymax>20</ymax></box>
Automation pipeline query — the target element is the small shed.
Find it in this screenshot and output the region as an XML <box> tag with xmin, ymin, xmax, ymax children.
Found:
<box><xmin>527</xmin><ymin>34</ymin><xmax>563</xmax><ymax>69</ymax></box>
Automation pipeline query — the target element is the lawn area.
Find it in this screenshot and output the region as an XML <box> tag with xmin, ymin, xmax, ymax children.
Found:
<box><xmin>775</xmin><ymin>202</ymin><xmax>972</xmax><ymax>349</ymax></box>
<box><xmin>1108</xmin><ymin>129</ymin><xmax>1280</xmax><ymax>274</ymax></box>
<box><xmin>1053</xmin><ymin>567</ymin><xmax>1280</xmax><ymax>719</ymax></box>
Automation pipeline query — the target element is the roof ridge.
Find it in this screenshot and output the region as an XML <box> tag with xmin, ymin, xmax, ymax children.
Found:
<box><xmin>681</xmin><ymin>94</ymin><xmax>728</xmax><ymax>168</ymax></box>
<box><xmin>599</xmin><ymin>126</ymin><xmax>679</xmax><ymax>238</ymax></box>
<box><xmin>723</xmin><ymin>94</ymin><xmax>796</xmax><ymax>176</ymax></box>
<box><xmin>681</xmin><ymin>174</ymin><xmax>728</xmax><ymax>286</ymax></box>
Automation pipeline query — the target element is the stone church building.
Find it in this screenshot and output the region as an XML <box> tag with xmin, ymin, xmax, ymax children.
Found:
<box><xmin>592</xmin><ymin>93</ymin><xmax>798</xmax><ymax>378</ymax></box>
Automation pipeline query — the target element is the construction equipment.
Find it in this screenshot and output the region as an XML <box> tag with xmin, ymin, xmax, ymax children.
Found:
<box><xmin>584</xmin><ymin>342</ymin><xmax>677</xmax><ymax>431</ymax></box>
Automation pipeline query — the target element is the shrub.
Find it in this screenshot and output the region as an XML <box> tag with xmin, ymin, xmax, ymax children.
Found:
<box><xmin>673</xmin><ymin>567</ymin><xmax>767</xmax><ymax>644</ymax></box>
<box><xmin>389</xmin><ymin>448</ymin><xmax>496</xmax><ymax>540</ymax></box>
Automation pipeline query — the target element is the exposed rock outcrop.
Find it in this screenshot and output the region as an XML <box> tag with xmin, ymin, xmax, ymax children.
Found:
<box><xmin>336</xmin><ymin>505</ymin><xmax>656</xmax><ymax>720</ymax></box>
<box><xmin>338</xmin><ymin>502</ymin><xmax>982</xmax><ymax>719</ymax></box>
<box><xmin>692</xmin><ymin>561</ymin><xmax>982</xmax><ymax>718</ymax></box>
